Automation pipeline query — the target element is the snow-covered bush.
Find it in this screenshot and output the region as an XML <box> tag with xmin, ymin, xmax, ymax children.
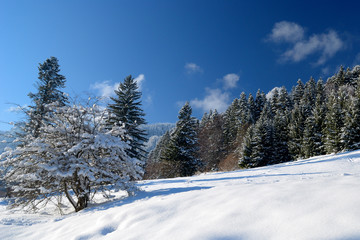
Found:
<box><xmin>0</xmin><ymin>101</ymin><xmax>143</xmax><ymax>212</ymax></box>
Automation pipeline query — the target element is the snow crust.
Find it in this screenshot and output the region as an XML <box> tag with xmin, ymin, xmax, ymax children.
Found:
<box><xmin>2</xmin><ymin>150</ymin><xmax>360</xmax><ymax>239</ymax></box>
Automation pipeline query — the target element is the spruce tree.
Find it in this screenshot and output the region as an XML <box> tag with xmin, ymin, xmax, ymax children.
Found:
<box><xmin>161</xmin><ymin>102</ymin><xmax>200</xmax><ymax>177</ymax></box>
<box><xmin>223</xmin><ymin>98</ymin><xmax>240</xmax><ymax>147</ymax></box>
<box><xmin>247</xmin><ymin>93</ymin><xmax>256</xmax><ymax>124</ymax></box>
<box><xmin>239</xmin><ymin>126</ymin><xmax>255</xmax><ymax>168</ymax></box>
<box><xmin>27</xmin><ymin>56</ymin><xmax>68</xmax><ymax>137</ymax></box>
<box><xmin>341</xmin><ymin>84</ymin><xmax>360</xmax><ymax>150</ymax></box>
<box><xmin>323</xmin><ymin>91</ymin><xmax>343</xmax><ymax>153</ymax></box>
<box><xmin>107</xmin><ymin>75</ymin><xmax>147</xmax><ymax>160</ymax></box>
<box><xmin>245</xmin><ymin>102</ymin><xmax>274</xmax><ymax>167</ymax></box>
<box><xmin>255</xmin><ymin>89</ymin><xmax>266</xmax><ymax>121</ymax></box>
<box><xmin>272</xmin><ymin>109</ymin><xmax>291</xmax><ymax>163</ymax></box>
<box><xmin>288</xmin><ymin>103</ymin><xmax>306</xmax><ymax>159</ymax></box>
<box><xmin>278</xmin><ymin>86</ymin><xmax>292</xmax><ymax>111</ymax></box>
<box><xmin>291</xmin><ymin>79</ymin><xmax>305</xmax><ymax>105</ymax></box>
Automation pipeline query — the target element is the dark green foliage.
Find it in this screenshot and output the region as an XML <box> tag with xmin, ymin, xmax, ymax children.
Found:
<box><xmin>291</xmin><ymin>79</ymin><xmax>305</xmax><ymax>105</ymax></box>
<box><xmin>107</xmin><ymin>75</ymin><xmax>147</xmax><ymax>160</ymax></box>
<box><xmin>255</xmin><ymin>89</ymin><xmax>266</xmax><ymax>121</ymax></box>
<box><xmin>272</xmin><ymin>109</ymin><xmax>291</xmax><ymax>163</ymax></box>
<box><xmin>287</xmin><ymin>103</ymin><xmax>306</xmax><ymax>159</ymax></box>
<box><xmin>278</xmin><ymin>86</ymin><xmax>292</xmax><ymax>111</ymax></box>
<box><xmin>239</xmin><ymin>126</ymin><xmax>255</xmax><ymax>168</ymax></box>
<box><xmin>240</xmin><ymin>102</ymin><xmax>274</xmax><ymax>167</ymax></box>
<box><xmin>323</xmin><ymin>91</ymin><xmax>344</xmax><ymax>153</ymax></box>
<box><xmin>341</xmin><ymin>84</ymin><xmax>360</xmax><ymax>150</ymax></box>
<box><xmin>161</xmin><ymin>102</ymin><xmax>200</xmax><ymax>177</ymax></box>
<box><xmin>223</xmin><ymin>98</ymin><xmax>240</xmax><ymax>147</ymax></box>
<box><xmin>247</xmin><ymin>93</ymin><xmax>256</xmax><ymax>124</ymax></box>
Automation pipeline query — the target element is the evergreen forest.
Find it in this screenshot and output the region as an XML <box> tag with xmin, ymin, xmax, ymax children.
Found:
<box><xmin>145</xmin><ymin>65</ymin><xmax>360</xmax><ymax>178</ymax></box>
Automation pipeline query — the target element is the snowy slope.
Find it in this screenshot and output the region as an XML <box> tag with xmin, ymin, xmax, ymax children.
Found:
<box><xmin>2</xmin><ymin>150</ymin><xmax>360</xmax><ymax>240</ymax></box>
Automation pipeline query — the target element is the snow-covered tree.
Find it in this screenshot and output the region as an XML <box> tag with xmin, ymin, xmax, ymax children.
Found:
<box><xmin>323</xmin><ymin>91</ymin><xmax>344</xmax><ymax>153</ymax></box>
<box><xmin>288</xmin><ymin>103</ymin><xmax>306</xmax><ymax>159</ymax></box>
<box><xmin>1</xmin><ymin>101</ymin><xmax>142</xmax><ymax>212</ymax></box>
<box><xmin>240</xmin><ymin>102</ymin><xmax>274</xmax><ymax>168</ymax></box>
<box><xmin>247</xmin><ymin>93</ymin><xmax>256</xmax><ymax>124</ymax></box>
<box><xmin>223</xmin><ymin>98</ymin><xmax>240</xmax><ymax>147</ymax></box>
<box><xmin>291</xmin><ymin>79</ymin><xmax>305</xmax><ymax>105</ymax></box>
<box><xmin>255</xmin><ymin>89</ymin><xmax>266</xmax><ymax>121</ymax></box>
<box><xmin>341</xmin><ymin>83</ymin><xmax>360</xmax><ymax>150</ymax></box>
<box><xmin>27</xmin><ymin>56</ymin><xmax>68</xmax><ymax>137</ymax></box>
<box><xmin>107</xmin><ymin>75</ymin><xmax>147</xmax><ymax>160</ymax></box>
<box><xmin>272</xmin><ymin>109</ymin><xmax>291</xmax><ymax>163</ymax></box>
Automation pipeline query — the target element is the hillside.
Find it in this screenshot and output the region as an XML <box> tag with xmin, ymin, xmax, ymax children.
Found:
<box><xmin>1</xmin><ymin>150</ymin><xmax>360</xmax><ymax>239</ymax></box>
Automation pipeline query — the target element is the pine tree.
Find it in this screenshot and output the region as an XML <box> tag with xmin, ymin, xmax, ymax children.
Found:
<box><xmin>272</xmin><ymin>109</ymin><xmax>291</xmax><ymax>163</ymax></box>
<box><xmin>278</xmin><ymin>86</ymin><xmax>292</xmax><ymax>111</ymax></box>
<box><xmin>108</xmin><ymin>75</ymin><xmax>147</xmax><ymax>160</ymax></box>
<box><xmin>239</xmin><ymin>126</ymin><xmax>255</xmax><ymax>168</ymax></box>
<box><xmin>237</xmin><ymin>92</ymin><xmax>249</xmax><ymax>126</ymax></box>
<box><xmin>161</xmin><ymin>102</ymin><xmax>200</xmax><ymax>177</ymax></box>
<box><xmin>255</xmin><ymin>89</ymin><xmax>266</xmax><ymax>121</ymax></box>
<box><xmin>311</xmin><ymin>79</ymin><xmax>327</xmax><ymax>156</ymax></box>
<box><xmin>27</xmin><ymin>56</ymin><xmax>68</xmax><ymax>137</ymax></box>
<box><xmin>242</xmin><ymin>102</ymin><xmax>274</xmax><ymax>167</ymax></box>
<box><xmin>291</xmin><ymin>79</ymin><xmax>305</xmax><ymax>105</ymax></box>
<box><xmin>270</xmin><ymin>88</ymin><xmax>280</xmax><ymax>114</ymax></box>
<box><xmin>341</xmin><ymin>83</ymin><xmax>360</xmax><ymax>150</ymax></box>
<box><xmin>288</xmin><ymin>103</ymin><xmax>306</xmax><ymax>159</ymax></box>
<box><xmin>302</xmin><ymin>115</ymin><xmax>317</xmax><ymax>158</ymax></box>
<box><xmin>323</xmin><ymin>91</ymin><xmax>344</xmax><ymax>153</ymax></box>
<box><xmin>223</xmin><ymin>98</ymin><xmax>240</xmax><ymax>147</ymax></box>
<box><xmin>247</xmin><ymin>93</ymin><xmax>256</xmax><ymax>124</ymax></box>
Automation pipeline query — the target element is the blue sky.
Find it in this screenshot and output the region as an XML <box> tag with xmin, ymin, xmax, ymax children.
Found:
<box><xmin>1</xmin><ymin>0</ymin><xmax>360</xmax><ymax>130</ymax></box>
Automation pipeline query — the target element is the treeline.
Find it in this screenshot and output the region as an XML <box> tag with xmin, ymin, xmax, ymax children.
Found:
<box><xmin>145</xmin><ymin>65</ymin><xmax>360</xmax><ymax>178</ymax></box>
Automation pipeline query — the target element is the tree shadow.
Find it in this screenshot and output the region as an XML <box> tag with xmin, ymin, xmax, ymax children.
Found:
<box><xmin>84</xmin><ymin>186</ymin><xmax>212</xmax><ymax>213</ymax></box>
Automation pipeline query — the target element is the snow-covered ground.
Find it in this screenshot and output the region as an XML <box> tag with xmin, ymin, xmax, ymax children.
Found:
<box><xmin>2</xmin><ymin>150</ymin><xmax>360</xmax><ymax>240</ymax></box>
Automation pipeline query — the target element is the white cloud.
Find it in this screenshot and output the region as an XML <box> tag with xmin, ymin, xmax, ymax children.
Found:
<box><xmin>134</xmin><ymin>74</ymin><xmax>145</xmax><ymax>91</ymax></box>
<box><xmin>268</xmin><ymin>21</ymin><xmax>344</xmax><ymax>65</ymax></box>
<box><xmin>222</xmin><ymin>73</ymin><xmax>240</xmax><ymax>89</ymax></box>
<box><xmin>90</xmin><ymin>81</ymin><xmax>119</xmax><ymax>98</ymax></box>
<box><xmin>185</xmin><ymin>63</ymin><xmax>203</xmax><ymax>74</ymax></box>
<box><xmin>7</xmin><ymin>105</ymin><xmax>28</xmax><ymax>113</ymax></box>
<box><xmin>282</xmin><ymin>30</ymin><xmax>343</xmax><ymax>65</ymax></box>
<box><xmin>268</xmin><ymin>21</ymin><xmax>304</xmax><ymax>43</ymax></box>
<box><xmin>91</xmin><ymin>74</ymin><xmax>145</xmax><ymax>98</ymax></box>
<box><xmin>190</xmin><ymin>88</ymin><xmax>230</xmax><ymax>113</ymax></box>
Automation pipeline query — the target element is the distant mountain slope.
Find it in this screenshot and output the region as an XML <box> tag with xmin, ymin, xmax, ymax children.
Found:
<box><xmin>141</xmin><ymin>123</ymin><xmax>174</xmax><ymax>153</ymax></box>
